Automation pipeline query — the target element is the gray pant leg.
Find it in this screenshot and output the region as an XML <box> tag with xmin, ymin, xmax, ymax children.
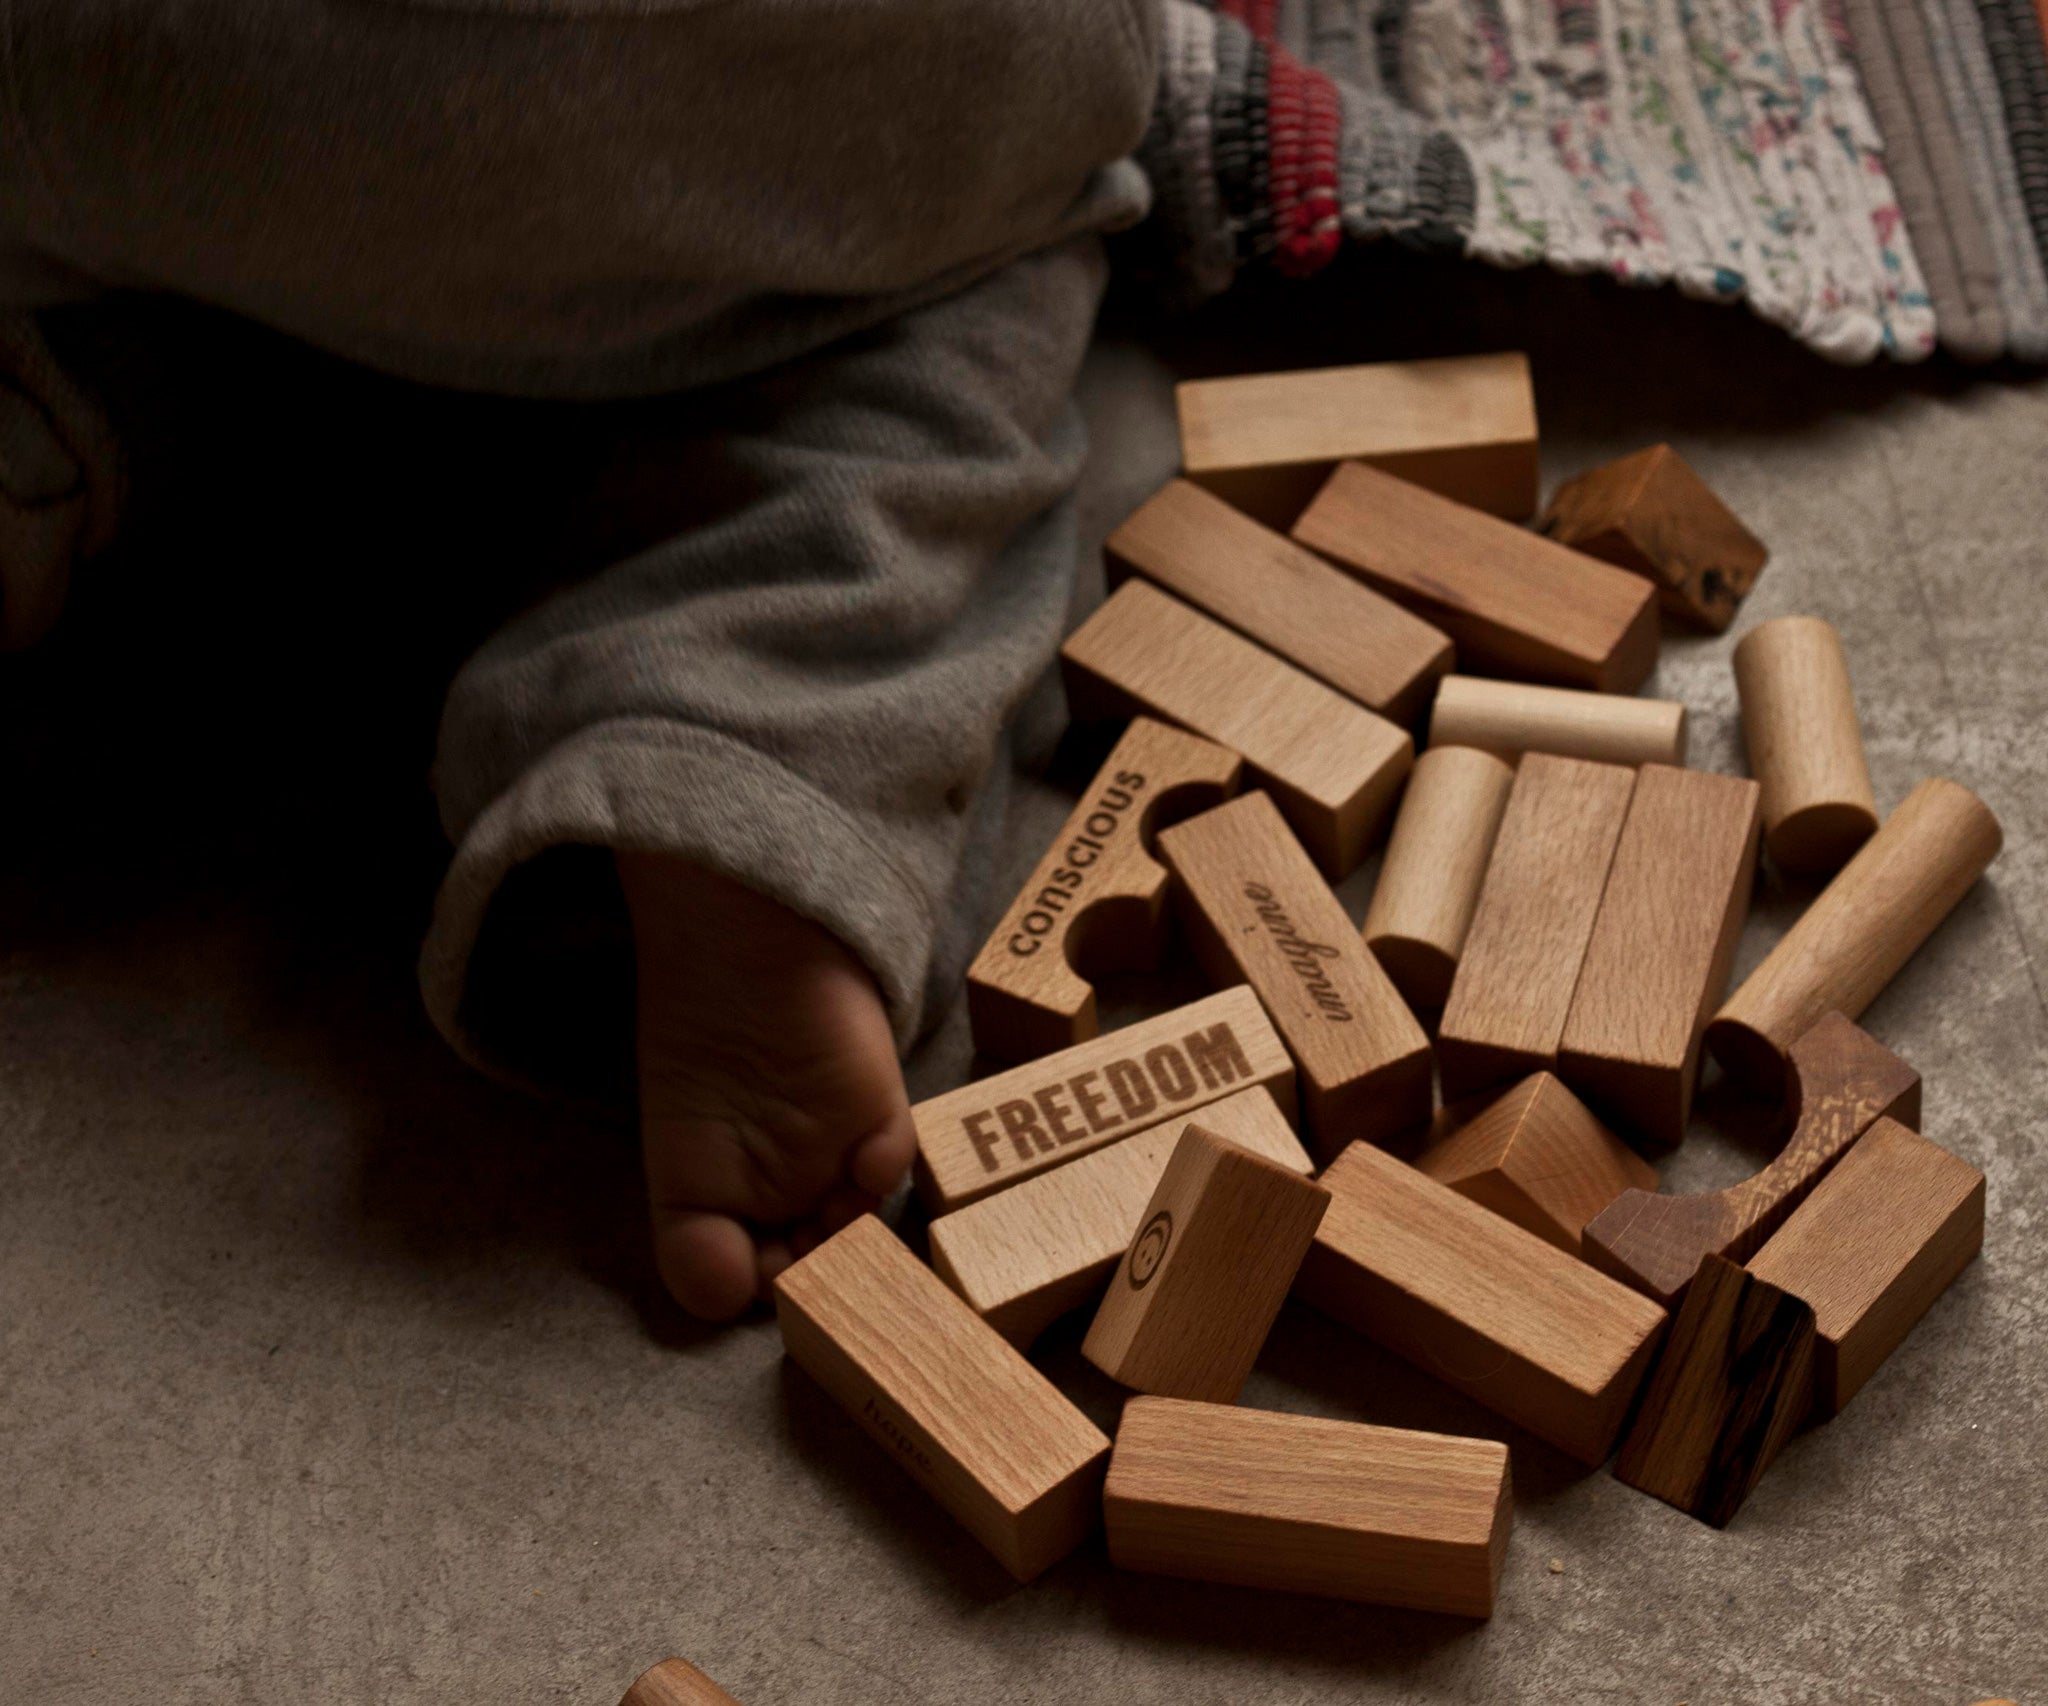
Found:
<box><xmin>421</xmin><ymin>236</ymin><xmax>1109</xmax><ymax>1102</ymax></box>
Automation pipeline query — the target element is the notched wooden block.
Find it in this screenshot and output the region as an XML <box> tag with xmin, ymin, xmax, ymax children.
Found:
<box><xmin>1614</xmin><ymin>1253</ymin><xmax>1815</xmax><ymax>1528</ymax></box>
<box><xmin>773</xmin><ymin>1216</ymin><xmax>1111</xmax><ymax>1582</ymax></box>
<box><xmin>1539</xmin><ymin>444</ymin><xmax>1767</xmax><ymax>631</ymax></box>
<box><xmin>1081</xmin><ymin>1123</ymin><xmax>1330</xmax><ymax>1402</ymax></box>
<box><xmin>1104</xmin><ymin>1396</ymin><xmax>1514</xmax><ymax>1617</ymax></box>
<box><xmin>619</xmin><ymin>1658</ymin><xmax>745</xmax><ymax>1706</ymax></box>
<box><xmin>966</xmin><ymin>717</ymin><xmax>1242</xmax><ymax>1064</ymax></box>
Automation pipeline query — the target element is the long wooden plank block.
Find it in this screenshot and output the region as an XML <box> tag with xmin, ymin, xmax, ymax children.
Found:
<box><xmin>773</xmin><ymin>1215</ymin><xmax>1111</xmax><ymax>1582</ymax></box>
<box><xmin>1292</xmin><ymin>459</ymin><xmax>1660</xmax><ymax>691</ymax></box>
<box><xmin>1103</xmin><ymin>1396</ymin><xmax>1514</xmax><ymax>1616</ymax></box>
<box><xmin>1297</xmin><ymin>1142</ymin><xmax>1669</xmax><ymax>1465</ymax></box>
<box><xmin>912</xmin><ymin>985</ymin><xmax>1296</xmax><ymax>1213</ymax></box>
<box><xmin>1060</xmin><ymin>580</ymin><xmax>1413</xmax><ymax>876</ymax></box>
<box><xmin>1159</xmin><ymin>791</ymin><xmax>1432</xmax><ymax>1156</ymax></box>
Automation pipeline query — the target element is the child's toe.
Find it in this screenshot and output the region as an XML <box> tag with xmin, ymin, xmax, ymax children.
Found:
<box><xmin>653</xmin><ymin>1209</ymin><xmax>760</xmax><ymax>1321</ymax></box>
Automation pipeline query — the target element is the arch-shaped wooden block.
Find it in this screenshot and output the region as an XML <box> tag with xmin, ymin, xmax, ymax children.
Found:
<box><xmin>620</xmin><ymin>1658</ymin><xmax>745</xmax><ymax>1706</ymax></box>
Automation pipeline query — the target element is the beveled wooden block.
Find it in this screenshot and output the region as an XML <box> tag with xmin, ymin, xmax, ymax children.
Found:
<box><xmin>1428</xmin><ymin>675</ymin><xmax>1687</xmax><ymax>769</ymax></box>
<box><xmin>1107</xmin><ymin>478</ymin><xmax>1454</xmax><ymax>724</ymax></box>
<box><xmin>929</xmin><ymin>1086</ymin><xmax>1312</xmax><ymax>1349</ymax></box>
<box><xmin>619</xmin><ymin>1658</ymin><xmax>745</xmax><ymax>1706</ymax></box>
<box><xmin>913</xmin><ymin>985</ymin><xmax>1296</xmax><ymax>1213</ymax></box>
<box><xmin>773</xmin><ymin>1216</ymin><xmax>1110</xmax><ymax>1581</ymax></box>
<box><xmin>1104</xmin><ymin>1397</ymin><xmax>1514</xmax><ymax>1616</ymax></box>
<box><xmin>1748</xmin><ymin>1117</ymin><xmax>1985</xmax><ymax>1416</ymax></box>
<box><xmin>967</xmin><ymin>717</ymin><xmax>1242</xmax><ymax>1063</ymax></box>
<box><xmin>1292</xmin><ymin>459</ymin><xmax>1659</xmax><ymax>692</ymax></box>
<box><xmin>1082</xmin><ymin>1124</ymin><xmax>1330</xmax><ymax>1402</ymax></box>
<box><xmin>1298</xmin><ymin>1142</ymin><xmax>1669</xmax><ymax>1465</ymax></box>
<box><xmin>1061</xmin><ymin>580</ymin><xmax>1413</xmax><ymax>876</ymax></box>
<box><xmin>1175</xmin><ymin>350</ymin><xmax>1540</xmax><ymax>529</ymax></box>
<box><xmin>1159</xmin><ymin>791</ymin><xmax>1432</xmax><ymax>1157</ymax></box>
<box><xmin>1417</xmin><ymin>1073</ymin><xmax>1657</xmax><ymax>1255</ymax></box>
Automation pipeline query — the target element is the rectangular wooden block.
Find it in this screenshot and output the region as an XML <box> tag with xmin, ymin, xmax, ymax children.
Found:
<box><xmin>1158</xmin><ymin>791</ymin><xmax>1432</xmax><ymax>1155</ymax></box>
<box><xmin>1060</xmin><ymin>580</ymin><xmax>1413</xmax><ymax>876</ymax></box>
<box><xmin>1106</xmin><ymin>478</ymin><xmax>1453</xmax><ymax>724</ymax></box>
<box><xmin>1104</xmin><ymin>1396</ymin><xmax>1513</xmax><ymax>1617</ymax></box>
<box><xmin>929</xmin><ymin>1086</ymin><xmax>1312</xmax><ymax>1348</ymax></box>
<box><xmin>1175</xmin><ymin>351</ymin><xmax>1540</xmax><ymax>530</ymax></box>
<box><xmin>1297</xmin><ymin>1142</ymin><xmax>1669</xmax><ymax>1464</ymax></box>
<box><xmin>913</xmin><ymin>985</ymin><xmax>1297</xmax><ymax>1213</ymax></box>
<box><xmin>1557</xmin><ymin>765</ymin><xmax>1762</xmax><ymax>1147</ymax></box>
<box><xmin>1748</xmin><ymin>1117</ymin><xmax>1985</xmax><ymax>1416</ymax></box>
<box><xmin>773</xmin><ymin>1216</ymin><xmax>1111</xmax><ymax>1581</ymax></box>
<box><xmin>1291</xmin><ymin>459</ymin><xmax>1660</xmax><ymax>692</ymax></box>
<box><xmin>1437</xmin><ymin>754</ymin><xmax>1638</xmax><ymax>1104</ymax></box>
<box><xmin>1081</xmin><ymin>1124</ymin><xmax>1330</xmax><ymax>1402</ymax></box>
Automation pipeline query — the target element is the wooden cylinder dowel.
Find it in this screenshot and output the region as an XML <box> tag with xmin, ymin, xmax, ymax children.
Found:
<box><xmin>1734</xmin><ymin>616</ymin><xmax>1878</xmax><ymax>873</ymax></box>
<box><xmin>1706</xmin><ymin>777</ymin><xmax>2002</xmax><ymax>1095</ymax></box>
<box><xmin>1362</xmin><ymin>745</ymin><xmax>1515</xmax><ymax>1010</ymax></box>
<box><xmin>620</xmin><ymin>1659</ymin><xmax>746</xmax><ymax>1706</ymax></box>
<box><xmin>1427</xmin><ymin>675</ymin><xmax>1687</xmax><ymax>769</ymax></box>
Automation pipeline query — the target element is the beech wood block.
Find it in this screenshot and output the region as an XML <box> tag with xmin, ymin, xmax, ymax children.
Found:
<box><xmin>1557</xmin><ymin>765</ymin><xmax>1763</xmax><ymax>1147</ymax></box>
<box><xmin>1299</xmin><ymin>1141</ymin><xmax>1668</xmax><ymax>1464</ymax></box>
<box><xmin>1707</xmin><ymin>776</ymin><xmax>2003</xmax><ymax>1096</ymax></box>
<box><xmin>1613</xmin><ymin>1254</ymin><xmax>1815</xmax><ymax>1528</ymax></box>
<box><xmin>1583</xmin><ymin>1012</ymin><xmax>1921</xmax><ymax>1308</ymax></box>
<box><xmin>773</xmin><ymin>1215</ymin><xmax>1110</xmax><ymax>1581</ymax></box>
<box><xmin>1081</xmin><ymin>1123</ymin><xmax>1330</xmax><ymax>1401</ymax></box>
<box><xmin>1159</xmin><ymin>791</ymin><xmax>1432</xmax><ymax>1156</ymax></box>
<box><xmin>913</xmin><ymin>985</ymin><xmax>1296</xmax><ymax>1213</ymax></box>
<box><xmin>1748</xmin><ymin>1117</ymin><xmax>1985</xmax><ymax>1416</ymax></box>
<box><xmin>1106</xmin><ymin>479</ymin><xmax>1454</xmax><ymax>724</ymax></box>
<box><xmin>1428</xmin><ymin>675</ymin><xmax>1687</xmax><ymax>769</ymax></box>
<box><xmin>1061</xmin><ymin>580</ymin><xmax>1413</xmax><ymax>876</ymax></box>
<box><xmin>1291</xmin><ymin>459</ymin><xmax>1659</xmax><ymax>692</ymax></box>
<box><xmin>1437</xmin><ymin>754</ymin><xmax>1638</xmax><ymax>1103</ymax></box>
<box><xmin>1103</xmin><ymin>1396</ymin><xmax>1514</xmax><ymax>1616</ymax></box>
<box><xmin>929</xmin><ymin>1086</ymin><xmax>1311</xmax><ymax>1348</ymax></box>
<box><xmin>1539</xmin><ymin>443</ymin><xmax>1768</xmax><ymax>631</ymax></box>
<box><xmin>1733</xmin><ymin>616</ymin><xmax>1878</xmax><ymax>874</ymax></box>
<box><xmin>1175</xmin><ymin>350</ymin><xmax>1540</xmax><ymax>530</ymax></box>
<box><xmin>619</xmin><ymin>1659</ymin><xmax>745</xmax><ymax>1706</ymax></box>
<box><xmin>1417</xmin><ymin>1073</ymin><xmax>1657</xmax><ymax>1255</ymax></box>
<box><xmin>966</xmin><ymin>718</ymin><xmax>1242</xmax><ymax>1064</ymax></box>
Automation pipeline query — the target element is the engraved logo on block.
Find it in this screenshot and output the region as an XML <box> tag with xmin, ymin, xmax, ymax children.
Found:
<box><xmin>1128</xmin><ymin>1211</ymin><xmax>1173</xmax><ymax>1290</ymax></box>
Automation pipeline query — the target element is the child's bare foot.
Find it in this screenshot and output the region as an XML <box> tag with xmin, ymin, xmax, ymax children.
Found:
<box><xmin>618</xmin><ymin>852</ymin><xmax>917</xmax><ymax>1321</ymax></box>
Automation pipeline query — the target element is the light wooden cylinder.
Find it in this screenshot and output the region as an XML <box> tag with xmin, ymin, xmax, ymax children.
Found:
<box><xmin>620</xmin><ymin>1658</ymin><xmax>746</xmax><ymax>1706</ymax></box>
<box><xmin>1734</xmin><ymin>615</ymin><xmax>1878</xmax><ymax>873</ymax></box>
<box><xmin>1362</xmin><ymin>745</ymin><xmax>1516</xmax><ymax>1009</ymax></box>
<box><xmin>1427</xmin><ymin>675</ymin><xmax>1687</xmax><ymax>769</ymax></box>
<box><xmin>1706</xmin><ymin>777</ymin><xmax>2002</xmax><ymax>1094</ymax></box>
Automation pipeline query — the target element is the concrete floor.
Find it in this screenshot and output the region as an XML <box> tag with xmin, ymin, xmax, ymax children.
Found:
<box><xmin>2</xmin><ymin>256</ymin><xmax>2044</xmax><ymax>1706</ymax></box>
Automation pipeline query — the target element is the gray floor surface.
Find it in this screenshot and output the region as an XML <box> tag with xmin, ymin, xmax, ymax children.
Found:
<box><xmin>2</xmin><ymin>256</ymin><xmax>2043</xmax><ymax>1706</ymax></box>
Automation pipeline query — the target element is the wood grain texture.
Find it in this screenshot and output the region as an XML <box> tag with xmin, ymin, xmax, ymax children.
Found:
<box><xmin>1416</xmin><ymin>1073</ymin><xmax>1657</xmax><ymax>1255</ymax></box>
<box><xmin>1539</xmin><ymin>443</ymin><xmax>1768</xmax><ymax>631</ymax></box>
<box><xmin>1107</xmin><ymin>479</ymin><xmax>1454</xmax><ymax>723</ymax></box>
<box><xmin>1361</xmin><ymin>744</ymin><xmax>1515</xmax><ymax>1011</ymax></box>
<box><xmin>1298</xmin><ymin>1141</ymin><xmax>1669</xmax><ymax>1464</ymax></box>
<box><xmin>1291</xmin><ymin>459</ymin><xmax>1660</xmax><ymax>692</ymax></box>
<box><xmin>1557</xmin><ymin>764</ymin><xmax>1763</xmax><ymax>1147</ymax></box>
<box><xmin>1175</xmin><ymin>350</ymin><xmax>1540</xmax><ymax>530</ymax></box>
<box><xmin>1061</xmin><ymin>580</ymin><xmax>1413</xmax><ymax>876</ymax></box>
<box><xmin>619</xmin><ymin>1659</ymin><xmax>746</xmax><ymax>1706</ymax></box>
<box><xmin>1613</xmin><ymin>1253</ymin><xmax>1815</xmax><ymax>1528</ymax></box>
<box><xmin>772</xmin><ymin>1216</ymin><xmax>1111</xmax><ymax>1582</ymax></box>
<box><xmin>1583</xmin><ymin>1012</ymin><xmax>1922</xmax><ymax>1308</ymax></box>
<box><xmin>929</xmin><ymin>1086</ymin><xmax>1311</xmax><ymax>1349</ymax></box>
<box><xmin>1707</xmin><ymin>776</ymin><xmax>2003</xmax><ymax>1095</ymax></box>
<box><xmin>913</xmin><ymin>985</ymin><xmax>1296</xmax><ymax>1213</ymax></box>
<box><xmin>1748</xmin><ymin>1116</ymin><xmax>1985</xmax><ymax>1416</ymax></box>
<box><xmin>966</xmin><ymin>718</ymin><xmax>1242</xmax><ymax>1064</ymax></box>
<box><xmin>1437</xmin><ymin>754</ymin><xmax>1638</xmax><ymax>1103</ymax></box>
<box><xmin>1428</xmin><ymin>675</ymin><xmax>1687</xmax><ymax>768</ymax></box>
<box><xmin>1733</xmin><ymin>615</ymin><xmax>1878</xmax><ymax>874</ymax></box>
<box><xmin>1081</xmin><ymin>1124</ymin><xmax>1330</xmax><ymax>1402</ymax></box>
<box><xmin>1159</xmin><ymin>791</ymin><xmax>1432</xmax><ymax>1156</ymax></box>
<box><xmin>1103</xmin><ymin>1396</ymin><xmax>1514</xmax><ymax>1616</ymax></box>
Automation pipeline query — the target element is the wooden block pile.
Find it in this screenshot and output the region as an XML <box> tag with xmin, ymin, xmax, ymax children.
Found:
<box><xmin>770</xmin><ymin>353</ymin><xmax>2004</xmax><ymax>1616</ymax></box>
